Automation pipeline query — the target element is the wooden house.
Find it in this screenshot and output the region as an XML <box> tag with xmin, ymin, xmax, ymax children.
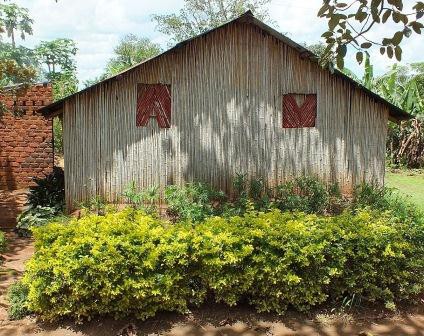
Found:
<box><xmin>40</xmin><ymin>12</ymin><xmax>410</xmax><ymax>209</ymax></box>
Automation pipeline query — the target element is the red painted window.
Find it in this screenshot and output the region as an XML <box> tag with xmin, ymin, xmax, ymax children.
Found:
<box><xmin>136</xmin><ymin>84</ymin><xmax>171</xmax><ymax>128</ymax></box>
<box><xmin>282</xmin><ymin>94</ymin><xmax>317</xmax><ymax>128</ymax></box>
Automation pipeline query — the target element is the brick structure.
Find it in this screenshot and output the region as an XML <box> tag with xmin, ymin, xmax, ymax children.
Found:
<box><xmin>0</xmin><ymin>83</ymin><xmax>53</xmax><ymax>227</ymax></box>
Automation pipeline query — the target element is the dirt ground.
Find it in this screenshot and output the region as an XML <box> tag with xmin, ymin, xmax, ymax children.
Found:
<box><xmin>1</xmin><ymin>231</ymin><xmax>424</xmax><ymax>336</ymax></box>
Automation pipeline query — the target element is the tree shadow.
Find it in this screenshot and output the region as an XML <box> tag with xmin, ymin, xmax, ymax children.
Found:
<box><xmin>34</xmin><ymin>303</ymin><xmax>424</xmax><ymax>336</ymax></box>
<box><xmin>0</xmin><ymin>145</ymin><xmax>20</xmax><ymax>228</ymax></box>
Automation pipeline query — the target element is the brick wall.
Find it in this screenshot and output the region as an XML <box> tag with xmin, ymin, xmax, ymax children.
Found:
<box><xmin>0</xmin><ymin>84</ymin><xmax>53</xmax><ymax>228</ymax></box>
<box><xmin>0</xmin><ymin>83</ymin><xmax>53</xmax><ymax>190</ymax></box>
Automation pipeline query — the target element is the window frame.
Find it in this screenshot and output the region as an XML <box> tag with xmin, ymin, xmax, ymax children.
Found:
<box><xmin>136</xmin><ymin>83</ymin><xmax>172</xmax><ymax>128</ymax></box>
<box><xmin>282</xmin><ymin>93</ymin><xmax>317</xmax><ymax>129</ymax></box>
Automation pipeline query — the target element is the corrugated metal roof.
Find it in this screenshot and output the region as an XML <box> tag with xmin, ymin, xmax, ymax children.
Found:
<box><xmin>39</xmin><ymin>11</ymin><xmax>411</xmax><ymax>121</ymax></box>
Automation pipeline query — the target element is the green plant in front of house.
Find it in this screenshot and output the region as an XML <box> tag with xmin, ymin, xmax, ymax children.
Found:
<box><xmin>7</xmin><ymin>280</ymin><xmax>31</xmax><ymax>320</ymax></box>
<box><xmin>194</xmin><ymin>209</ymin><xmax>424</xmax><ymax>313</ymax></box>
<box><xmin>274</xmin><ymin>176</ymin><xmax>330</xmax><ymax>214</ymax></box>
<box><xmin>27</xmin><ymin>166</ymin><xmax>65</xmax><ymax>212</ymax></box>
<box><xmin>16</xmin><ymin>206</ymin><xmax>68</xmax><ymax>237</ymax></box>
<box><xmin>21</xmin><ymin>206</ymin><xmax>424</xmax><ymax>321</ymax></box>
<box><xmin>352</xmin><ymin>182</ymin><xmax>423</xmax><ymax>224</ymax></box>
<box><xmin>164</xmin><ymin>182</ymin><xmax>226</xmax><ymax>222</ymax></box>
<box><xmin>23</xmin><ymin>209</ymin><xmax>200</xmax><ymax>321</ymax></box>
<box><xmin>77</xmin><ymin>195</ymin><xmax>108</xmax><ymax>216</ymax></box>
<box><xmin>122</xmin><ymin>182</ymin><xmax>159</xmax><ymax>215</ymax></box>
<box><xmin>226</xmin><ymin>174</ymin><xmax>272</xmax><ymax>215</ymax></box>
<box><xmin>15</xmin><ymin>166</ymin><xmax>66</xmax><ymax>236</ymax></box>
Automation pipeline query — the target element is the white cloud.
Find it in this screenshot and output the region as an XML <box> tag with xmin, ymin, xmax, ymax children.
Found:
<box><xmin>11</xmin><ymin>0</ymin><xmax>424</xmax><ymax>83</ymax></box>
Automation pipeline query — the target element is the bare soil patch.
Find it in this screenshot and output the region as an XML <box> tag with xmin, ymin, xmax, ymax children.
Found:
<box><xmin>1</xmin><ymin>232</ymin><xmax>423</xmax><ymax>336</ymax></box>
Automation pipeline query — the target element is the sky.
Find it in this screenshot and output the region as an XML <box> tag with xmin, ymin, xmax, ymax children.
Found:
<box><xmin>12</xmin><ymin>0</ymin><xmax>424</xmax><ymax>84</ymax></box>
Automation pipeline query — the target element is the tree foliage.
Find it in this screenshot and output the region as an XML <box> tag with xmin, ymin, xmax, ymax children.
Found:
<box><xmin>105</xmin><ymin>34</ymin><xmax>162</xmax><ymax>76</ymax></box>
<box><xmin>0</xmin><ymin>2</ymin><xmax>36</xmax><ymax>113</ymax></box>
<box><xmin>378</xmin><ymin>63</ymin><xmax>424</xmax><ymax>167</ymax></box>
<box><xmin>153</xmin><ymin>0</ymin><xmax>273</xmax><ymax>43</ymax></box>
<box><xmin>345</xmin><ymin>59</ymin><xmax>424</xmax><ymax>167</ymax></box>
<box><xmin>35</xmin><ymin>39</ymin><xmax>77</xmax><ymax>76</ymax></box>
<box><xmin>35</xmin><ymin>38</ymin><xmax>78</xmax><ymax>101</ymax></box>
<box><xmin>84</xmin><ymin>34</ymin><xmax>162</xmax><ymax>87</ymax></box>
<box><xmin>0</xmin><ymin>2</ymin><xmax>33</xmax><ymax>47</ymax></box>
<box><xmin>318</xmin><ymin>0</ymin><xmax>424</xmax><ymax>68</ymax></box>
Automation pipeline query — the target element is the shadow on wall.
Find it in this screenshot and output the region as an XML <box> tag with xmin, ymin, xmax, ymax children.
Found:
<box><xmin>0</xmin><ymin>145</ymin><xmax>21</xmax><ymax>228</ymax></box>
<box><xmin>67</xmin><ymin>24</ymin><xmax>386</xmax><ymax>205</ymax></box>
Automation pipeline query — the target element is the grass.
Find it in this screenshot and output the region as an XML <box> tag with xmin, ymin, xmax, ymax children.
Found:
<box><xmin>386</xmin><ymin>169</ymin><xmax>424</xmax><ymax>211</ymax></box>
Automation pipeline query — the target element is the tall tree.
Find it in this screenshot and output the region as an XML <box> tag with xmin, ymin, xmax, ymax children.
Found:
<box><xmin>105</xmin><ymin>34</ymin><xmax>162</xmax><ymax>76</ymax></box>
<box><xmin>0</xmin><ymin>2</ymin><xmax>33</xmax><ymax>48</ymax></box>
<box><xmin>35</xmin><ymin>39</ymin><xmax>77</xmax><ymax>76</ymax></box>
<box><xmin>35</xmin><ymin>38</ymin><xmax>78</xmax><ymax>100</ymax></box>
<box><xmin>0</xmin><ymin>2</ymin><xmax>36</xmax><ymax>114</ymax></box>
<box><xmin>84</xmin><ymin>35</ymin><xmax>162</xmax><ymax>87</ymax></box>
<box><xmin>318</xmin><ymin>0</ymin><xmax>424</xmax><ymax>68</ymax></box>
<box><xmin>153</xmin><ymin>0</ymin><xmax>273</xmax><ymax>43</ymax></box>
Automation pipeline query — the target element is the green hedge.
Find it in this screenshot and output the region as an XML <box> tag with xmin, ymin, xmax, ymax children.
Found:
<box><xmin>22</xmin><ymin>208</ymin><xmax>424</xmax><ymax>321</ymax></box>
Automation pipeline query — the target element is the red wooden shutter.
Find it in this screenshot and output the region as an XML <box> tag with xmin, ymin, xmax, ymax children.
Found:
<box><xmin>136</xmin><ymin>84</ymin><xmax>171</xmax><ymax>128</ymax></box>
<box><xmin>283</xmin><ymin>94</ymin><xmax>317</xmax><ymax>128</ymax></box>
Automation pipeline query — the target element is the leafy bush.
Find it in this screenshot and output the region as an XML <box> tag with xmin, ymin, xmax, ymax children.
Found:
<box><xmin>274</xmin><ymin>176</ymin><xmax>331</xmax><ymax>214</ymax></box>
<box><xmin>8</xmin><ymin>281</ymin><xmax>30</xmax><ymax>320</ymax></box>
<box><xmin>122</xmin><ymin>182</ymin><xmax>159</xmax><ymax>215</ymax></box>
<box><xmin>353</xmin><ymin>183</ymin><xmax>423</xmax><ymax>223</ymax></box>
<box><xmin>115</xmin><ymin>176</ymin><xmax>346</xmax><ymax>221</ymax></box>
<box><xmin>16</xmin><ymin>206</ymin><xmax>65</xmax><ymax>237</ymax></box>
<box><xmin>22</xmin><ymin>207</ymin><xmax>424</xmax><ymax>321</ymax></box>
<box><xmin>77</xmin><ymin>195</ymin><xmax>108</xmax><ymax>216</ymax></box>
<box><xmin>164</xmin><ymin>182</ymin><xmax>225</xmax><ymax>222</ymax></box>
<box><xmin>194</xmin><ymin>209</ymin><xmax>424</xmax><ymax>313</ymax></box>
<box><xmin>0</xmin><ymin>230</ymin><xmax>6</xmax><ymax>253</ymax></box>
<box><xmin>23</xmin><ymin>209</ymin><xmax>199</xmax><ymax>321</ymax></box>
<box><xmin>227</xmin><ymin>174</ymin><xmax>272</xmax><ymax>215</ymax></box>
<box><xmin>28</xmin><ymin>166</ymin><xmax>65</xmax><ymax>212</ymax></box>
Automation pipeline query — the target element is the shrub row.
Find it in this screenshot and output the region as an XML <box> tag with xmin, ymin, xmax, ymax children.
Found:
<box><xmin>21</xmin><ymin>207</ymin><xmax>424</xmax><ymax>321</ymax></box>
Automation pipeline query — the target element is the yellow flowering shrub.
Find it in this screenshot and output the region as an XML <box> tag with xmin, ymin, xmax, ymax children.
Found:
<box><xmin>22</xmin><ymin>208</ymin><xmax>424</xmax><ymax>321</ymax></box>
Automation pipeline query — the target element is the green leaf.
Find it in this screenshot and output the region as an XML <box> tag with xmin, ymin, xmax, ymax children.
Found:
<box><xmin>355</xmin><ymin>11</ymin><xmax>368</xmax><ymax>22</ymax></box>
<box><xmin>388</xmin><ymin>0</ymin><xmax>403</xmax><ymax>10</ymax></box>
<box><xmin>382</xmin><ymin>9</ymin><xmax>392</xmax><ymax>23</ymax></box>
<box><xmin>321</xmin><ymin>31</ymin><xmax>333</xmax><ymax>38</ymax></box>
<box><xmin>410</xmin><ymin>21</ymin><xmax>424</xmax><ymax>34</ymax></box>
<box><xmin>356</xmin><ymin>51</ymin><xmax>364</xmax><ymax>64</ymax></box>
<box><xmin>318</xmin><ymin>4</ymin><xmax>330</xmax><ymax>17</ymax></box>
<box><xmin>382</xmin><ymin>38</ymin><xmax>391</xmax><ymax>46</ymax></box>
<box><xmin>328</xmin><ymin>17</ymin><xmax>339</xmax><ymax>31</ymax></box>
<box><xmin>335</xmin><ymin>3</ymin><xmax>348</xmax><ymax>8</ymax></box>
<box><xmin>394</xmin><ymin>46</ymin><xmax>402</xmax><ymax>61</ymax></box>
<box><xmin>380</xmin><ymin>47</ymin><xmax>386</xmax><ymax>55</ymax></box>
<box><xmin>392</xmin><ymin>31</ymin><xmax>404</xmax><ymax>45</ymax></box>
<box><xmin>361</xmin><ymin>42</ymin><xmax>373</xmax><ymax>49</ymax></box>
<box><xmin>392</xmin><ymin>11</ymin><xmax>401</xmax><ymax>23</ymax></box>
<box><xmin>338</xmin><ymin>44</ymin><xmax>347</xmax><ymax>57</ymax></box>
<box><xmin>387</xmin><ymin>46</ymin><xmax>394</xmax><ymax>59</ymax></box>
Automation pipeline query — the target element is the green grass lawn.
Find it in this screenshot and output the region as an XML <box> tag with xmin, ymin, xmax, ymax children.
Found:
<box><xmin>385</xmin><ymin>169</ymin><xmax>424</xmax><ymax>211</ymax></box>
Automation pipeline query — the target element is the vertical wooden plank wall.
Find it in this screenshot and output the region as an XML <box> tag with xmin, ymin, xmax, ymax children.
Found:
<box><xmin>62</xmin><ymin>22</ymin><xmax>389</xmax><ymax>209</ymax></box>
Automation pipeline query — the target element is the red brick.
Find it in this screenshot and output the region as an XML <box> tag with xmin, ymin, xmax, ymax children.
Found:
<box><xmin>0</xmin><ymin>84</ymin><xmax>53</xmax><ymax>190</ymax></box>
